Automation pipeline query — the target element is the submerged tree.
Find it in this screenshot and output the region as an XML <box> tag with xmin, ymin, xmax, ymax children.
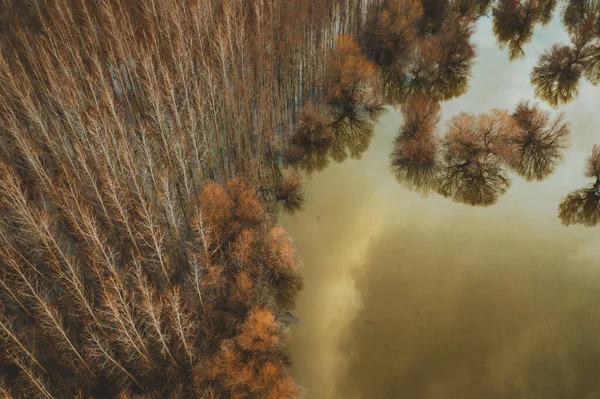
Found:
<box><xmin>285</xmin><ymin>35</ymin><xmax>384</xmax><ymax>174</ymax></box>
<box><xmin>323</xmin><ymin>35</ymin><xmax>381</xmax><ymax>109</ymax></box>
<box><xmin>360</xmin><ymin>0</ymin><xmax>424</xmax><ymax>68</ymax></box>
<box><xmin>507</xmin><ymin>101</ymin><xmax>571</xmax><ymax>180</ymax></box>
<box><xmin>276</xmin><ymin>171</ymin><xmax>306</xmax><ymax>214</ymax></box>
<box><xmin>390</xmin><ymin>99</ymin><xmax>570</xmax><ymax>206</ymax></box>
<box><xmin>529</xmin><ymin>1</ymin><xmax>600</xmax><ymax>105</ymax></box>
<box><xmin>362</xmin><ymin>0</ymin><xmax>477</xmax><ymax>103</ymax></box>
<box><xmin>437</xmin><ymin>110</ymin><xmax>519</xmax><ymax>206</ymax></box>
<box><xmin>390</xmin><ymin>95</ymin><xmax>442</xmax><ymax>193</ymax></box>
<box><xmin>559</xmin><ymin>144</ymin><xmax>600</xmax><ymax>226</ymax></box>
<box><xmin>492</xmin><ymin>0</ymin><xmax>557</xmax><ymax>60</ymax></box>
<box><xmin>284</xmin><ymin>103</ymin><xmax>334</xmax><ymax>174</ymax></box>
<box><xmin>399</xmin><ymin>14</ymin><xmax>477</xmax><ymax>101</ymax></box>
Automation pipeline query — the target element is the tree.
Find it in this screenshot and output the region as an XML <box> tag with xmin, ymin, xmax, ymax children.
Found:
<box><xmin>284</xmin><ymin>103</ymin><xmax>333</xmax><ymax>174</ymax></box>
<box><xmin>530</xmin><ymin>44</ymin><xmax>589</xmax><ymax>106</ymax></box>
<box><xmin>0</xmin><ymin>139</ymin><xmax>303</xmax><ymax>397</ymax></box>
<box><xmin>285</xmin><ymin>39</ymin><xmax>384</xmax><ymax>174</ymax></box>
<box><xmin>506</xmin><ymin>101</ymin><xmax>571</xmax><ymax>180</ymax></box>
<box><xmin>452</xmin><ymin>0</ymin><xmax>495</xmax><ymax>17</ymax></box>
<box><xmin>436</xmin><ymin>110</ymin><xmax>519</xmax><ymax>206</ymax></box>
<box><xmin>360</xmin><ymin>0</ymin><xmax>424</xmax><ymax>67</ymax></box>
<box><xmin>364</xmin><ymin>1</ymin><xmax>476</xmax><ymax>103</ymax></box>
<box><xmin>390</xmin><ymin>100</ymin><xmax>570</xmax><ymax>206</ymax></box>
<box><xmin>529</xmin><ymin>2</ymin><xmax>600</xmax><ymax>105</ymax></box>
<box><xmin>559</xmin><ymin>144</ymin><xmax>600</xmax><ymax>226</ymax></box>
<box><xmin>323</xmin><ymin>35</ymin><xmax>380</xmax><ymax>108</ymax></box>
<box><xmin>390</xmin><ymin>95</ymin><xmax>442</xmax><ymax>193</ymax></box>
<box><xmin>562</xmin><ymin>0</ymin><xmax>599</xmax><ymax>32</ymax></box>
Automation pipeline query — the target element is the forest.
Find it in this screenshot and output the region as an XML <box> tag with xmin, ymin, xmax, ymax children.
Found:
<box><xmin>0</xmin><ymin>0</ymin><xmax>599</xmax><ymax>398</ymax></box>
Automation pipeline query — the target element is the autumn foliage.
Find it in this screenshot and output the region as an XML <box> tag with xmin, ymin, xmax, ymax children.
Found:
<box><xmin>437</xmin><ymin>110</ymin><xmax>518</xmax><ymax>206</ymax></box>
<box><xmin>361</xmin><ymin>0</ymin><xmax>477</xmax><ymax>102</ymax></box>
<box><xmin>285</xmin><ymin>36</ymin><xmax>384</xmax><ymax>174</ymax></box>
<box><xmin>0</xmin><ymin>174</ymin><xmax>302</xmax><ymax>398</ymax></box>
<box><xmin>507</xmin><ymin>101</ymin><xmax>570</xmax><ymax>181</ymax></box>
<box><xmin>492</xmin><ymin>0</ymin><xmax>556</xmax><ymax>60</ymax></box>
<box><xmin>0</xmin><ymin>0</ymin><xmax>317</xmax><ymax>394</ymax></box>
<box><xmin>527</xmin><ymin>0</ymin><xmax>600</xmax><ymax>105</ymax></box>
<box><xmin>0</xmin><ymin>0</ymin><xmax>593</xmax><ymax>396</ymax></box>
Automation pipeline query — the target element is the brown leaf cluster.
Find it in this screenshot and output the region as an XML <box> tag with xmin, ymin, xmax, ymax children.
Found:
<box><xmin>285</xmin><ymin>39</ymin><xmax>384</xmax><ymax>175</ymax></box>
<box><xmin>360</xmin><ymin>0</ymin><xmax>478</xmax><ymax>103</ymax></box>
<box><xmin>0</xmin><ymin>0</ymin><xmax>331</xmax><ymax>396</ymax></box>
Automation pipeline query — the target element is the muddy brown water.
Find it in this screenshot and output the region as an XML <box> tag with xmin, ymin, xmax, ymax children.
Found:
<box><xmin>281</xmin><ymin>17</ymin><xmax>600</xmax><ymax>399</ymax></box>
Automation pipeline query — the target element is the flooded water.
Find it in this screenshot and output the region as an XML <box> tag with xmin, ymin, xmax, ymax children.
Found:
<box><xmin>281</xmin><ymin>16</ymin><xmax>600</xmax><ymax>399</ymax></box>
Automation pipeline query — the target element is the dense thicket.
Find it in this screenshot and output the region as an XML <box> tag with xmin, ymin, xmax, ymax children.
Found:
<box><xmin>0</xmin><ymin>0</ymin><xmax>370</xmax><ymax>396</ymax></box>
<box><xmin>503</xmin><ymin>0</ymin><xmax>600</xmax><ymax>106</ymax></box>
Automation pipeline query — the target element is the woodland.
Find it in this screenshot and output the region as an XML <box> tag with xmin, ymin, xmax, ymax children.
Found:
<box><xmin>0</xmin><ymin>0</ymin><xmax>599</xmax><ymax>398</ymax></box>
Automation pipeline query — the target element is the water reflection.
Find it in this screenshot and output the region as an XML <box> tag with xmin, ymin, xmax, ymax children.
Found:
<box><xmin>337</xmin><ymin>219</ymin><xmax>600</xmax><ymax>399</ymax></box>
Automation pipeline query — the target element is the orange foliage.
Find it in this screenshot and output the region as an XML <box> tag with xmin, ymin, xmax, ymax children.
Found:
<box><xmin>362</xmin><ymin>0</ymin><xmax>423</xmax><ymax>66</ymax></box>
<box><xmin>232</xmin><ymin>229</ymin><xmax>256</xmax><ymax>264</ymax></box>
<box><xmin>203</xmin><ymin>264</ymin><xmax>224</xmax><ymax>289</ymax></box>
<box><xmin>265</xmin><ymin>226</ymin><xmax>297</xmax><ymax>273</ymax></box>
<box><xmin>208</xmin><ymin>341</ymin><xmax>255</xmax><ymax>389</ymax></box>
<box><xmin>444</xmin><ymin>109</ymin><xmax>519</xmax><ymax>161</ymax></box>
<box><xmin>437</xmin><ymin>110</ymin><xmax>519</xmax><ymax>206</ymax></box>
<box><xmin>508</xmin><ymin>101</ymin><xmax>570</xmax><ymax>180</ymax></box>
<box><xmin>400</xmin><ymin>94</ymin><xmax>441</xmax><ymax>138</ymax></box>
<box><xmin>390</xmin><ymin>95</ymin><xmax>441</xmax><ymax>194</ymax></box>
<box><xmin>236</xmin><ymin>307</ymin><xmax>281</xmax><ymax>352</ymax></box>
<box><xmin>324</xmin><ymin>35</ymin><xmax>378</xmax><ymax>106</ymax></box>
<box><xmin>198</xmin><ymin>179</ymin><xmax>265</xmax><ymax>246</ymax></box>
<box><xmin>200</xmin><ymin>182</ymin><xmax>234</xmax><ymax>236</ymax></box>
